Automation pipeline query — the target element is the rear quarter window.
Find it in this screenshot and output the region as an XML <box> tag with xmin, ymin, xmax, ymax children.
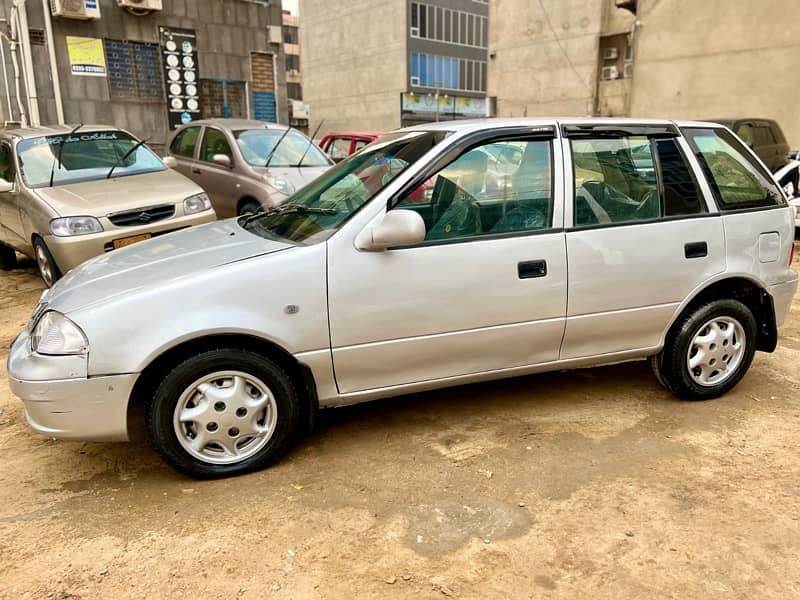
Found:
<box><xmin>683</xmin><ymin>127</ymin><xmax>784</xmax><ymax>211</ymax></box>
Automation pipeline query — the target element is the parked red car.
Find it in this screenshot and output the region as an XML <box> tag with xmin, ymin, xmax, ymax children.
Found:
<box><xmin>319</xmin><ymin>132</ymin><xmax>381</xmax><ymax>162</ymax></box>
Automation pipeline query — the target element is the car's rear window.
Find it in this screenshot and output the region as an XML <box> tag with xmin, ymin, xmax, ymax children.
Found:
<box><xmin>683</xmin><ymin>127</ymin><xmax>784</xmax><ymax>211</ymax></box>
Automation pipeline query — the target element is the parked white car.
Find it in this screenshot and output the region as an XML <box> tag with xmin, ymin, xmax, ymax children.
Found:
<box><xmin>7</xmin><ymin>118</ymin><xmax>797</xmax><ymax>478</ymax></box>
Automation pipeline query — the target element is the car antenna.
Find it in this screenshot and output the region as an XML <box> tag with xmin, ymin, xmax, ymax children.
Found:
<box><xmin>49</xmin><ymin>123</ymin><xmax>83</xmax><ymax>187</ymax></box>
<box><xmin>107</xmin><ymin>137</ymin><xmax>151</xmax><ymax>179</ymax></box>
<box><xmin>264</xmin><ymin>125</ymin><xmax>293</xmax><ymax>168</ymax></box>
<box><xmin>293</xmin><ymin>119</ymin><xmax>325</xmax><ymax>168</ymax></box>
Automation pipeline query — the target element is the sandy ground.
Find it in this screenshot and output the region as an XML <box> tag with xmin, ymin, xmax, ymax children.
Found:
<box><xmin>1</xmin><ymin>256</ymin><xmax>800</xmax><ymax>599</ymax></box>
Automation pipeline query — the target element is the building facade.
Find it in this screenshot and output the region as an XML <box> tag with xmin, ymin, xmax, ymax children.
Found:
<box><xmin>489</xmin><ymin>0</ymin><xmax>800</xmax><ymax>147</ymax></box>
<box><xmin>282</xmin><ymin>8</ymin><xmax>308</xmax><ymax>133</ymax></box>
<box><xmin>302</xmin><ymin>0</ymin><xmax>490</xmax><ymax>135</ymax></box>
<box><xmin>0</xmin><ymin>0</ymin><xmax>289</xmax><ymax>151</ymax></box>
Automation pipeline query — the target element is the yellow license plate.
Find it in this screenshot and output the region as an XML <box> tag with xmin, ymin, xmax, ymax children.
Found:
<box><xmin>113</xmin><ymin>233</ymin><xmax>152</xmax><ymax>249</ymax></box>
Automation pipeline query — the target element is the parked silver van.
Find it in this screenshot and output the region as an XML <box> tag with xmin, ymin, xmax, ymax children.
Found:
<box><xmin>8</xmin><ymin>118</ymin><xmax>797</xmax><ymax>478</ymax></box>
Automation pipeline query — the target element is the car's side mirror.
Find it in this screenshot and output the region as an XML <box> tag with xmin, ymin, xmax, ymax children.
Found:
<box><xmin>355</xmin><ymin>209</ymin><xmax>426</xmax><ymax>251</ymax></box>
<box><xmin>783</xmin><ymin>181</ymin><xmax>796</xmax><ymax>199</ymax></box>
<box><xmin>213</xmin><ymin>154</ymin><xmax>232</xmax><ymax>168</ymax></box>
<box><xmin>0</xmin><ymin>177</ymin><xmax>13</xmax><ymax>193</ymax></box>
<box><xmin>162</xmin><ymin>156</ymin><xmax>178</xmax><ymax>169</ymax></box>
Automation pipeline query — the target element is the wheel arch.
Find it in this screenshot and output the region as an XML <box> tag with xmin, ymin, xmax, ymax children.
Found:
<box><xmin>661</xmin><ymin>275</ymin><xmax>777</xmax><ymax>353</ymax></box>
<box><xmin>128</xmin><ymin>332</ymin><xmax>319</xmax><ymax>438</ymax></box>
<box><xmin>236</xmin><ymin>195</ymin><xmax>262</xmax><ymax>215</ymax></box>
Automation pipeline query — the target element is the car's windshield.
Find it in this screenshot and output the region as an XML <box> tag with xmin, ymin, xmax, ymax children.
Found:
<box><xmin>16</xmin><ymin>130</ymin><xmax>164</xmax><ymax>188</ymax></box>
<box><xmin>234</xmin><ymin>128</ymin><xmax>330</xmax><ymax>167</ymax></box>
<box><xmin>240</xmin><ymin>130</ymin><xmax>448</xmax><ymax>244</ymax></box>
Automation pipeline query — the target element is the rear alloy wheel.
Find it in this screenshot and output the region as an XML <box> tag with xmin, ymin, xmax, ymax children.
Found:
<box><xmin>146</xmin><ymin>348</ymin><xmax>301</xmax><ymax>479</ymax></box>
<box><xmin>655</xmin><ymin>299</ymin><xmax>757</xmax><ymax>400</ymax></box>
<box><xmin>0</xmin><ymin>244</ymin><xmax>16</xmax><ymax>270</ymax></box>
<box><xmin>33</xmin><ymin>238</ymin><xmax>61</xmax><ymax>287</ymax></box>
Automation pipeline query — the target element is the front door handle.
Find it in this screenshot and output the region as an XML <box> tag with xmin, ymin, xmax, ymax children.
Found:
<box><xmin>518</xmin><ymin>260</ymin><xmax>547</xmax><ymax>279</ymax></box>
<box><xmin>191</xmin><ymin>167</ymin><xmax>202</xmax><ymax>175</ymax></box>
<box><xmin>684</xmin><ymin>241</ymin><xmax>708</xmax><ymax>259</ymax></box>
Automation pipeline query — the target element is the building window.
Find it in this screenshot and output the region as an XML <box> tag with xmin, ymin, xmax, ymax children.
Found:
<box><xmin>283</xmin><ymin>26</ymin><xmax>299</xmax><ymax>45</ymax></box>
<box><xmin>104</xmin><ymin>39</ymin><xmax>163</xmax><ymax>100</ymax></box>
<box><xmin>410</xmin><ymin>52</ymin><xmax>486</xmax><ymax>93</ymax></box>
<box><xmin>287</xmin><ymin>82</ymin><xmax>303</xmax><ymax>100</ymax></box>
<box><xmin>285</xmin><ymin>54</ymin><xmax>300</xmax><ymax>72</ymax></box>
<box><xmin>410</xmin><ymin>2</ymin><xmax>488</xmax><ymax>49</ymax></box>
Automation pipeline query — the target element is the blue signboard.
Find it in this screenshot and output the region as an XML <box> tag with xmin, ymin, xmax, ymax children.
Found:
<box><xmin>253</xmin><ymin>91</ymin><xmax>277</xmax><ymax>123</ymax></box>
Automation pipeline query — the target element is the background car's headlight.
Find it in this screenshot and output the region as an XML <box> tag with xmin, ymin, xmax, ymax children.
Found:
<box><xmin>50</xmin><ymin>216</ymin><xmax>103</xmax><ymax>237</ymax></box>
<box><xmin>183</xmin><ymin>192</ymin><xmax>211</xmax><ymax>215</ymax></box>
<box><xmin>264</xmin><ymin>174</ymin><xmax>295</xmax><ymax>195</ymax></box>
<box><xmin>30</xmin><ymin>311</ymin><xmax>88</xmax><ymax>355</ymax></box>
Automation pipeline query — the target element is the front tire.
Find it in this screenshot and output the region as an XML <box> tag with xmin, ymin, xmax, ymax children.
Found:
<box><xmin>237</xmin><ymin>199</ymin><xmax>262</xmax><ymax>216</ymax></box>
<box><xmin>146</xmin><ymin>348</ymin><xmax>301</xmax><ymax>479</ymax></box>
<box><xmin>655</xmin><ymin>299</ymin><xmax>757</xmax><ymax>400</ymax></box>
<box><xmin>33</xmin><ymin>237</ymin><xmax>61</xmax><ymax>287</ymax></box>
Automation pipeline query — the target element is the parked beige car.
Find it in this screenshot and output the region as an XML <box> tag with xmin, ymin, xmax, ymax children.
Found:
<box><xmin>0</xmin><ymin>124</ymin><xmax>216</xmax><ymax>286</ymax></box>
<box><xmin>165</xmin><ymin>119</ymin><xmax>332</xmax><ymax>218</ymax></box>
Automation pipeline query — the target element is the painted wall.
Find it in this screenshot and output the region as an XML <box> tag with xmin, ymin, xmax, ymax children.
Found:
<box><xmin>300</xmin><ymin>0</ymin><xmax>407</xmax><ymax>135</ymax></box>
<box><xmin>0</xmin><ymin>0</ymin><xmax>288</xmax><ymax>149</ymax></box>
<box><xmin>629</xmin><ymin>0</ymin><xmax>800</xmax><ymax>147</ymax></box>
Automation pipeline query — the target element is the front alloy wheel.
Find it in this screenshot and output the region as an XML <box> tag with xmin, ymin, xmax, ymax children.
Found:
<box><xmin>147</xmin><ymin>348</ymin><xmax>301</xmax><ymax>479</ymax></box>
<box><xmin>33</xmin><ymin>238</ymin><xmax>61</xmax><ymax>287</ymax></box>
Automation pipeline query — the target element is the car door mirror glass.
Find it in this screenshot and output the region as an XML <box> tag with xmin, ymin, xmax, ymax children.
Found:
<box><xmin>212</xmin><ymin>154</ymin><xmax>232</xmax><ymax>168</ymax></box>
<box><xmin>162</xmin><ymin>156</ymin><xmax>178</xmax><ymax>169</ymax></box>
<box><xmin>0</xmin><ymin>177</ymin><xmax>13</xmax><ymax>193</ymax></box>
<box><xmin>355</xmin><ymin>209</ymin><xmax>426</xmax><ymax>251</ymax></box>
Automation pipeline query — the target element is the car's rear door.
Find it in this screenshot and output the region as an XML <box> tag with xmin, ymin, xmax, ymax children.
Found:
<box><xmin>560</xmin><ymin>123</ymin><xmax>726</xmax><ymax>359</ymax></box>
<box><xmin>168</xmin><ymin>125</ymin><xmax>202</xmax><ymax>181</ymax></box>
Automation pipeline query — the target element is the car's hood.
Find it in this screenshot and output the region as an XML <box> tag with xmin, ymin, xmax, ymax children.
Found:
<box><xmin>33</xmin><ymin>169</ymin><xmax>202</xmax><ymax>217</ymax></box>
<box><xmin>45</xmin><ymin>219</ymin><xmax>292</xmax><ymax>313</ymax></box>
<box><xmin>254</xmin><ymin>165</ymin><xmax>330</xmax><ymax>191</ymax></box>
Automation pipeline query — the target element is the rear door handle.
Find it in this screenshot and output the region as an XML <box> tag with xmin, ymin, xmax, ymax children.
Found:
<box><xmin>518</xmin><ymin>260</ymin><xmax>547</xmax><ymax>279</ymax></box>
<box><xmin>191</xmin><ymin>167</ymin><xmax>202</xmax><ymax>175</ymax></box>
<box><xmin>684</xmin><ymin>241</ymin><xmax>708</xmax><ymax>259</ymax></box>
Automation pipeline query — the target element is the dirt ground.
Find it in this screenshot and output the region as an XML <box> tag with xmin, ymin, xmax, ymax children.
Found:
<box><xmin>1</xmin><ymin>256</ymin><xmax>800</xmax><ymax>600</ymax></box>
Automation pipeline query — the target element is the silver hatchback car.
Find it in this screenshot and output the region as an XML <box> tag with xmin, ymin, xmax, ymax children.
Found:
<box><xmin>8</xmin><ymin>118</ymin><xmax>797</xmax><ymax>479</ymax></box>
<box><xmin>165</xmin><ymin>119</ymin><xmax>332</xmax><ymax>218</ymax></box>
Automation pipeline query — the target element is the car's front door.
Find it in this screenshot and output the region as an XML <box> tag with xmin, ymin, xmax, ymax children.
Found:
<box><xmin>0</xmin><ymin>140</ymin><xmax>26</xmax><ymax>247</ymax></box>
<box><xmin>168</xmin><ymin>125</ymin><xmax>202</xmax><ymax>181</ymax></box>
<box><xmin>559</xmin><ymin>124</ymin><xmax>726</xmax><ymax>359</ymax></box>
<box><xmin>327</xmin><ymin>131</ymin><xmax>568</xmax><ymax>394</ymax></box>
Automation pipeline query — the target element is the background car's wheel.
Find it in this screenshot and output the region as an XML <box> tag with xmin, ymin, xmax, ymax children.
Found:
<box><xmin>33</xmin><ymin>238</ymin><xmax>61</xmax><ymax>287</ymax></box>
<box><xmin>237</xmin><ymin>199</ymin><xmax>262</xmax><ymax>216</ymax></box>
<box><xmin>655</xmin><ymin>299</ymin><xmax>757</xmax><ymax>400</ymax></box>
<box><xmin>0</xmin><ymin>244</ymin><xmax>17</xmax><ymax>270</ymax></box>
<box><xmin>146</xmin><ymin>348</ymin><xmax>301</xmax><ymax>479</ymax></box>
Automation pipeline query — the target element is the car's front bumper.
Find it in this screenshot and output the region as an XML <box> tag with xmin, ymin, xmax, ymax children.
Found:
<box><xmin>46</xmin><ymin>209</ymin><xmax>216</xmax><ymax>273</ymax></box>
<box><xmin>7</xmin><ymin>329</ymin><xmax>136</xmax><ymax>442</ymax></box>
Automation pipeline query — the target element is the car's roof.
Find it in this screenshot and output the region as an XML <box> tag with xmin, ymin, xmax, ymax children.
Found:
<box><xmin>396</xmin><ymin>117</ymin><xmax>726</xmax><ymax>134</ymax></box>
<box><xmin>184</xmin><ymin>118</ymin><xmax>291</xmax><ymax>131</ymax></box>
<box><xmin>322</xmin><ymin>131</ymin><xmax>382</xmax><ymax>138</ymax></box>
<box><xmin>1</xmin><ymin>123</ymin><xmax>122</xmax><ymax>140</ymax></box>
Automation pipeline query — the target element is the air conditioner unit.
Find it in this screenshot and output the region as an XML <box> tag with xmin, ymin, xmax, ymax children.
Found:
<box><xmin>50</xmin><ymin>0</ymin><xmax>101</xmax><ymax>20</ymax></box>
<box><xmin>288</xmin><ymin>69</ymin><xmax>300</xmax><ymax>76</ymax></box>
<box><xmin>623</xmin><ymin>61</ymin><xmax>634</xmax><ymax>78</ymax></box>
<box><xmin>268</xmin><ymin>26</ymin><xmax>283</xmax><ymax>45</ymax></box>
<box><xmin>117</xmin><ymin>0</ymin><xmax>162</xmax><ymax>15</ymax></box>
<box><xmin>601</xmin><ymin>66</ymin><xmax>619</xmax><ymax>80</ymax></box>
<box><xmin>603</xmin><ymin>47</ymin><xmax>619</xmax><ymax>60</ymax></box>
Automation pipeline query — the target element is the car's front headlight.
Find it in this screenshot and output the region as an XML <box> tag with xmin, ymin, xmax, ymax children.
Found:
<box><xmin>184</xmin><ymin>192</ymin><xmax>212</xmax><ymax>215</ymax></box>
<box><xmin>264</xmin><ymin>174</ymin><xmax>295</xmax><ymax>195</ymax></box>
<box><xmin>30</xmin><ymin>311</ymin><xmax>88</xmax><ymax>355</ymax></box>
<box><xmin>50</xmin><ymin>216</ymin><xmax>103</xmax><ymax>237</ymax></box>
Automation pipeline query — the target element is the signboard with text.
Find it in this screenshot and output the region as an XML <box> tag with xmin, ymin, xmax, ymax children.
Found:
<box><xmin>66</xmin><ymin>37</ymin><xmax>106</xmax><ymax>77</ymax></box>
<box><xmin>159</xmin><ymin>27</ymin><xmax>201</xmax><ymax>130</ymax></box>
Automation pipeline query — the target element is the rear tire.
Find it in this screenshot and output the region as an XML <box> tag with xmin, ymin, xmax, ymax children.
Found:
<box><xmin>0</xmin><ymin>244</ymin><xmax>16</xmax><ymax>270</ymax></box>
<box><xmin>655</xmin><ymin>299</ymin><xmax>757</xmax><ymax>400</ymax></box>
<box><xmin>145</xmin><ymin>348</ymin><xmax>302</xmax><ymax>479</ymax></box>
<box><xmin>33</xmin><ymin>237</ymin><xmax>61</xmax><ymax>287</ymax></box>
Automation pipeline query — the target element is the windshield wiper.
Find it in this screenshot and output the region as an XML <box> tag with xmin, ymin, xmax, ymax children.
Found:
<box><xmin>291</xmin><ymin>119</ymin><xmax>325</xmax><ymax>168</ymax></box>
<box><xmin>239</xmin><ymin>202</ymin><xmax>339</xmax><ymax>228</ymax></box>
<box><xmin>107</xmin><ymin>137</ymin><xmax>150</xmax><ymax>179</ymax></box>
<box><xmin>49</xmin><ymin>123</ymin><xmax>83</xmax><ymax>187</ymax></box>
<box><xmin>264</xmin><ymin>126</ymin><xmax>293</xmax><ymax>168</ymax></box>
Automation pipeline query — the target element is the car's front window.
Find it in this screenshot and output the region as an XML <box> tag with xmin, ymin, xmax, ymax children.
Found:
<box><xmin>240</xmin><ymin>130</ymin><xmax>448</xmax><ymax>244</ymax></box>
<box><xmin>16</xmin><ymin>131</ymin><xmax>165</xmax><ymax>189</ymax></box>
<box><xmin>234</xmin><ymin>128</ymin><xmax>330</xmax><ymax>167</ymax></box>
